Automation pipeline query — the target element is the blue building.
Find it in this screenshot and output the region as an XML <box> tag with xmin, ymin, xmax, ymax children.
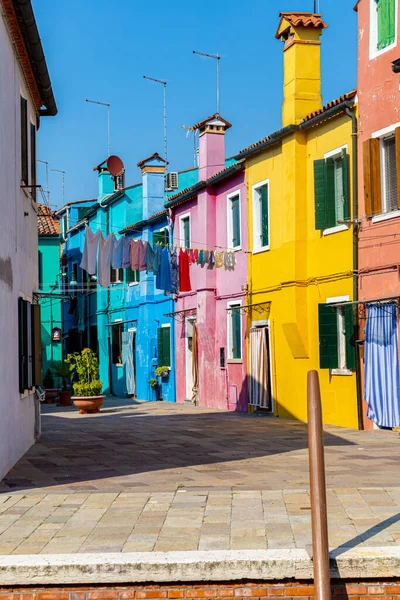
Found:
<box><xmin>59</xmin><ymin>153</ymin><xmax>197</xmax><ymax>401</ymax></box>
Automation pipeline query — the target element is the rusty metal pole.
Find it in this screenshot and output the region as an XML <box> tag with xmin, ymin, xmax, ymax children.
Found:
<box><xmin>307</xmin><ymin>370</ymin><xmax>331</xmax><ymax>600</ymax></box>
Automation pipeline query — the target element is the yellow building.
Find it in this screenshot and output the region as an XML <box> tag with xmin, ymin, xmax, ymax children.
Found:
<box><xmin>235</xmin><ymin>12</ymin><xmax>359</xmax><ymax>428</ymax></box>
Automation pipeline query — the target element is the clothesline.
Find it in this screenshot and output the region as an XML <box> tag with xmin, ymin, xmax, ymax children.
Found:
<box><xmin>66</xmin><ymin>217</ymin><xmax>247</xmax><ymax>253</ymax></box>
<box><xmin>80</xmin><ymin>229</ymin><xmax>236</xmax><ymax>293</ymax></box>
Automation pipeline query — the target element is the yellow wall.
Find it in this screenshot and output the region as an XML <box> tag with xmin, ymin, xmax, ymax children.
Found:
<box><xmin>246</xmin><ymin>113</ymin><xmax>358</xmax><ymax>428</ymax></box>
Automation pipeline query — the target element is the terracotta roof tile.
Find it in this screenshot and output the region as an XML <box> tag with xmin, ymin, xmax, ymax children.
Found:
<box><xmin>137</xmin><ymin>152</ymin><xmax>167</xmax><ymax>168</ymax></box>
<box><xmin>192</xmin><ymin>113</ymin><xmax>232</xmax><ymax>131</ymax></box>
<box><xmin>301</xmin><ymin>89</ymin><xmax>357</xmax><ymax>123</ymax></box>
<box><xmin>275</xmin><ymin>12</ymin><xmax>328</xmax><ymax>38</ymax></box>
<box><xmin>37</xmin><ymin>204</ymin><xmax>60</xmax><ymax>236</ymax></box>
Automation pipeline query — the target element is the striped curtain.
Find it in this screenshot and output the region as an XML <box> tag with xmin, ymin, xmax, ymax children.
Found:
<box><xmin>365</xmin><ymin>303</ymin><xmax>400</xmax><ymax>428</ymax></box>
<box><xmin>249</xmin><ymin>327</ymin><xmax>271</xmax><ymax>410</ymax></box>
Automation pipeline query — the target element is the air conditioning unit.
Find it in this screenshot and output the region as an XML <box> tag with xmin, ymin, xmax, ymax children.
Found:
<box><xmin>165</xmin><ymin>172</ymin><xmax>178</xmax><ymax>191</ymax></box>
<box><xmin>114</xmin><ymin>171</ymin><xmax>125</xmax><ymax>191</ymax></box>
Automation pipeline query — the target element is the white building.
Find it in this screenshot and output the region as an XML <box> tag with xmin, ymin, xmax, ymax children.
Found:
<box><xmin>0</xmin><ymin>0</ymin><xmax>57</xmax><ymax>479</ymax></box>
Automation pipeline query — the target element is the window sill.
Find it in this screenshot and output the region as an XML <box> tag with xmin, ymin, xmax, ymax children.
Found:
<box><xmin>330</xmin><ymin>368</ymin><xmax>353</xmax><ymax>377</ymax></box>
<box><xmin>115</xmin><ymin>363</ymin><xmax>123</xmax><ymax>368</ymax></box>
<box><xmin>228</xmin><ymin>246</ymin><xmax>242</xmax><ymax>252</ymax></box>
<box><xmin>323</xmin><ymin>224</ymin><xmax>349</xmax><ymax>236</ymax></box>
<box><xmin>128</xmin><ymin>282</ymin><xmax>139</xmax><ymax>287</ymax></box>
<box><xmin>252</xmin><ymin>246</ymin><xmax>270</xmax><ymax>255</ymax></box>
<box><xmin>370</xmin><ymin>41</ymin><xmax>397</xmax><ymax>61</ymax></box>
<box><xmin>227</xmin><ymin>359</ymin><xmax>243</xmax><ymax>364</ymax></box>
<box><xmin>372</xmin><ymin>210</ymin><xmax>400</xmax><ymax>224</ymax></box>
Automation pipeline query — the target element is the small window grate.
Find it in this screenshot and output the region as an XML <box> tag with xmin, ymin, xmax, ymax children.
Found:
<box><xmin>383</xmin><ymin>136</ymin><xmax>398</xmax><ymax>213</ymax></box>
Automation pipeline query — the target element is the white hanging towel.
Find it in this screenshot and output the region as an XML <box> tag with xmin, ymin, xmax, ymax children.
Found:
<box><xmin>80</xmin><ymin>228</ymin><xmax>101</xmax><ymax>275</ymax></box>
<box><xmin>98</xmin><ymin>232</ymin><xmax>114</xmax><ymax>287</ymax></box>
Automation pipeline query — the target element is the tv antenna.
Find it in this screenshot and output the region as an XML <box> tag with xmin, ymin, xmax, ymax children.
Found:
<box><xmin>180</xmin><ymin>125</ymin><xmax>198</xmax><ymax>167</ymax></box>
<box><xmin>193</xmin><ymin>50</ymin><xmax>221</xmax><ymax>114</ymax></box>
<box><xmin>50</xmin><ymin>168</ymin><xmax>65</xmax><ymax>207</ymax></box>
<box><xmin>86</xmin><ymin>99</ymin><xmax>111</xmax><ymax>157</ymax></box>
<box><xmin>143</xmin><ymin>76</ymin><xmax>168</xmax><ymax>165</ymax></box>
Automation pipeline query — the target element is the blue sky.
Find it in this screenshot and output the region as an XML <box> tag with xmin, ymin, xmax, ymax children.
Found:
<box><xmin>33</xmin><ymin>0</ymin><xmax>357</xmax><ymax>208</ymax></box>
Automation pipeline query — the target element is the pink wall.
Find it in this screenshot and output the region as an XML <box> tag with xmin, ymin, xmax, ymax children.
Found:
<box><xmin>357</xmin><ymin>0</ymin><xmax>400</xmax><ymax>428</ymax></box>
<box><xmin>172</xmin><ymin>171</ymin><xmax>249</xmax><ymax>411</ymax></box>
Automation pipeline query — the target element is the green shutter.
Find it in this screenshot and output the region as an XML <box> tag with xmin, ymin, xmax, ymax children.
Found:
<box><xmin>377</xmin><ymin>0</ymin><xmax>395</xmax><ymax>49</ymax></box>
<box><xmin>344</xmin><ymin>305</ymin><xmax>356</xmax><ymax>371</ymax></box>
<box><xmin>314</xmin><ymin>159</ymin><xmax>327</xmax><ymax>230</ymax></box>
<box><xmin>318</xmin><ymin>304</ymin><xmax>339</xmax><ymax>369</ymax></box>
<box><xmin>30</xmin><ymin>123</ymin><xmax>36</xmax><ymax>201</ymax></box>
<box><xmin>32</xmin><ymin>304</ymin><xmax>42</xmax><ymax>387</ymax></box>
<box><xmin>18</xmin><ymin>298</ymin><xmax>28</xmax><ymax>392</ymax></box>
<box><xmin>388</xmin><ymin>0</ymin><xmax>396</xmax><ymax>45</ymax></box>
<box><xmin>231</xmin><ymin>196</ymin><xmax>241</xmax><ymax>247</ymax></box>
<box><xmin>231</xmin><ymin>308</ymin><xmax>242</xmax><ymax>359</ymax></box>
<box><xmin>325</xmin><ymin>158</ymin><xmax>336</xmax><ymax>229</ymax></box>
<box><xmin>20</xmin><ymin>97</ymin><xmax>28</xmax><ymax>183</ymax></box>
<box><xmin>260</xmin><ymin>185</ymin><xmax>269</xmax><ymax>247</ymax></box>
<box><xmin>342</xmin><ymin>151</ymin><xmax>350</xmax><ymax>221</ymax></box>
<box><xmin>126</xmin><ymin>268</ymin><xmax>139</xmax><ymax>284</ymax></box>
<box><xmin>157</xmin><ymin>328</ymin><xmax>164</xmax><ymax>366</ymax></box>
<box><xmin>162</xmin><ymin>327</ymin><xmax>171</xmax><ymax>367</ymax></box>
<box><xmin>153</xmin><ymin>229</ymin><xmax>169</xmax><ymax>246</ymax></box>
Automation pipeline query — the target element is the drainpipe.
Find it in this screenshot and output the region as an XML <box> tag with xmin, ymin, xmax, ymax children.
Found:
<box><xmin>344</xmin><ymin>106</ymin><xmax>363</xmax><ymax>430</ymax></box>
<box><xmin>103</xmin><ymin>205</ymin><xmax>113</xmax><ymax>395</ymax></box>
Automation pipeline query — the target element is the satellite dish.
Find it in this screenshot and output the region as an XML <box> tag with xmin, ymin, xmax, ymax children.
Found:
<box><xmin>106</xmin><ymin>155</ymin><xmax>124</xmax><ymax>176</ymax></box>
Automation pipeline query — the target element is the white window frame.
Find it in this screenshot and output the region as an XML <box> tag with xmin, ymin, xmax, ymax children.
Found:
<box><xmin>252</xmin><ymin>178</ymin><xmax>270</xmax><ymax>254</ymax></box>
<box><xmin>326</xmin><ymin>295</ymin><xmax>352</xmax><ymax>376</ymax></box>
<box><xmin>370</xmin><ymin>0</ymin><xmax>398</xmax><ymax>60</ymax></box>
<box><xmin>179</xmin><ymin>213</ymin><xmax>191</xmax><ymax>249</ymax></box>
<box><xmin>323</xmin><ymin>145</ymin><xmax>350</xmax><ymax>236</ymax></box>
<box><xmin>227</xmin><ymin>189</ymin><xmax>242</xmax><ymax>250</ymax></box>
<box><xmin>371</xmin><ymin>122</ymin><xmax>400</xmax><ymax>222</ymax></box>
<box><xmin>227</xmin><ymin>300</ymin><xmax>243</xmax><ymax>362</ymax></box>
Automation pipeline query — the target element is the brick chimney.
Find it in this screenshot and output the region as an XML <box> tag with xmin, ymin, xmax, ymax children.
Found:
<box><xmin>275</xmin><ymin>12</ymin><xmax>327</xmax><ymax>127</ymax></box>
<box><xmin>192</xmin><ymin>114</ymin><xmax>232</xmax><ymax>181</ymax></box>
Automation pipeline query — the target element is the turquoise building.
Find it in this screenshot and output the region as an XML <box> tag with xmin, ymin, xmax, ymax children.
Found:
<box><xmin>37</xmin><ymin>205</ymin><xmax>63</xmax><ymax>382</ymax></box>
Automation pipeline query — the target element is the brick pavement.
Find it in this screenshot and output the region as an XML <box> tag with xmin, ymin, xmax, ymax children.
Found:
<box><xmin>0</xmin><ymin>398</ymin><xmax>399</xmax><ymax>555</ymax></box>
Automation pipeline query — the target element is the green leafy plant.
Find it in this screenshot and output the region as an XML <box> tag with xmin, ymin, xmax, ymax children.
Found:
<box><xmin>65</xmin><ymin>348</ymin><xmax>103</xmax><ymax>397</ymax></box>
<box><xmin>148</xmin><ymin>378</ymin><xmax>158</xmax><ymax>390</ymax></box>
<box><xmin>51</xmin><ymin>361</ymin><xmax>74</xmax><ymax>391</ymax></box>
<box><xmin>155</xmin><ymin>366</ymin><xmax>170</xmax><ymax>377</ymax></box>
<box><xmin>43</xmin><ymin>368</ymin><xmax>54</xmax><ymax>389</ymax></box>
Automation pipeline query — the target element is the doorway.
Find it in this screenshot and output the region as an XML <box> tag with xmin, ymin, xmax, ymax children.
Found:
<box><xmin>185</xmin><ymin>317</ymin><xmax>196</xmax><ymax>401</ymax></box>
<box><xmin>249</xmin><ymin>324</ymin><xmax>273</xmax><ymax>411</ymax></box>
<box><xmin>122</xmin><ymin>329</ymin><xmax>136</xmax><ymax>397</ymax></box>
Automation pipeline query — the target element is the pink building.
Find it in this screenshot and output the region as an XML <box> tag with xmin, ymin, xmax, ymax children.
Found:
<box><xmin>166</xmin><ymin>115</ymin><xmax>249</xmax><ymax>411</ymax></box>
<box><xmin>356</xmin><ymin>0</ymin><xmax>400</xmax><ymax>429</ymax></box>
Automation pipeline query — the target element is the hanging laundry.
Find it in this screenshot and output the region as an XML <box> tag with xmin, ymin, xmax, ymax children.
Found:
<box><xmin>179</xmin><ymin>248</ymin><xmax>192</xmax><ymax>292</ymax></box>
<box><xmin>111</xmin><ymin>235</ymin><xmax>123</xmax><ymax>269</ymax></box>
<box><xmin>170</xmin><ymin>246</ymin><xmax>179</xmax><ymax>294</ymax></box>
<box><xmin>215</xmin><ymin>250</ymin><xmax>224</xmax><ymax>268</ymax></box>
<box><xmin>208</xmin><ymin>250</ymin><xmax>215</xmax><ymax>270</ymax></box>
<box><xmin>189</xmin><ymin>248</ymin><xmax>198</xmax><ymax>265</ymax></box>
<box><xmin>98</xmin><ymin>232</ymin><xmax>113</xmax><ymax>287</ymax></box>
<box><xmin>130</xmin><ymin>240</ymin><xmax>141</xmax><ymax>270</ymax></box>
<box><xmin>146</xmin><ymin>242</ymin><xmax>156</xmax><ymax>273</ymax></box>
<box><xmin>203</xmin><ymin>250</ymin><xmax>210</xmax><ymax>266</ymax></box>
<box><xmin>156</xmin><ymin>246</ymin><xmax>172</xmax><ymax>293</ymax></box>
<box><xmin>154</xmin><ymin>243</ymin><xmax>163</xmax><ymax>275</ymax></box>
<box><xmin>197</xmin><ymin>249</ymin><xmax>204</xmax><ymax>267</ymax></box>
<box><xmin>224</xmin><ymin>250</ymin><xmax>236</xmax><ymax>271</ymax></box>
<box><xmin>122</xmin><ymin>237</ymin><xmax>131</xmax><ymax>269</ymax></box>
<box><xmin>80</xmin><ymin>228</ymin><xmax>100</xmax><ymax>275</ymax></box>
<box><xmin>139</xmin><ymin>241</ymin><xmax>147</xmax><ymax>272</ymax></box>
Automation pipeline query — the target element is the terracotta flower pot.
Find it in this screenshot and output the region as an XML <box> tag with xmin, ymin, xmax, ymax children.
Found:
<box><xmin>72</xmin><ymin>395</ymin><xmax>105</xmax><ymax>414</ymax></box>
<box><xmin>59</xmin><ymin>390</ymin><xmax>72</xmax><ymax>406</ymax></box>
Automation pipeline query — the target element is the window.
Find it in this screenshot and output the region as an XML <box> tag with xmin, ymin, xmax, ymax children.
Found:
<box><xmin>318</xmin><ymin>301</ymin><xmax>356</xmax><ymax>372</ymax></box>
<box><xmin>372</xmin><ymin>0</ymin><xmax>396</xmax><ymax>53</ymax></box>
<box><xmin>126</xmin><ymin>268</ymin><xmax>140</xmax><ymax>284</ymax></box>
<box><xmin>227</xmin><ymin>191</ymin><xmax>241</xmax><ymax>249</ymax></box>
<box><xmin>157</xmin><ymin>325</ymin><xmax>171</xmax><ymax>367</ymax></box>
<box><xmin>71</xmin><ymin>262</ymin><xmax>78</xmax><ymax>297</ymax></box>
<box><xmin>179</xmin><ymin>215</ymin><xmax>190</xmax><ymax>249</ymax></box>
<box><xmin>18</xmin><ymin>298</ymin><xmax>42</xmax><ymax>392</ymax></box>
<box><xmin>364</xmin><ymin>129</ymin><xmax>400</xmax><ymax>218</ymax></box>
<box><xmin>252</xmin><ymin>181</ymin><xmax>269</xmax><ymax>251</ymax></box>
<box><xmin>112</xmin><ymin>322</ymin><xmax>123</xmax><ymax>364</ymax></box>
<box><xmin>382</xmin><ymin>135</ymin><xmax>398</xmax><ymax>213</ymax></box>
<box><xmin>30</xmin><ymin>123</ymin><xmax>36</xmax><ymax>201</ymax></box>
<box><xmin>20</xmin><ymin>97</ymin><xmax>28</xmax><ymax>183</ymax></box>
<box><xmin>114</xmin><ymin>171</ymin><xmax>125</xmax><ymax>191</ymax></box>
<box><xmin>314</xmin><ymin>149</ymin><xmax>350</xmax><ymax>231</ymax></box>
<box><xmin>77</xmin><ymin>207</ymin><xmax>91</xmax><ymax>222</ymax></box>
<box><xmin>227</xmin><ymin>303</ymin><xmax>242</xmax><ymax>360</ymax></box>
<box><xmin>110</xmin><ymin>266</ymin><xmax>123</xmax><ymax>284</ymax></box>
<box><xmin>153</xmin><ymin>228</ymin><xmax>169</xmax><ymax>246</ymax></box>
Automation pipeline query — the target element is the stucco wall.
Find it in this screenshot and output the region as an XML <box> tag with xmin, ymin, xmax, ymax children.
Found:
<box><xmin>0</xmin><ymin>12</ymin><xmax>39</xmax><ymax>478</ymax></box>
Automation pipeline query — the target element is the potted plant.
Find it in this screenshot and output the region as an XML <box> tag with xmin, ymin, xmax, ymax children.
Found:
<box><xmin>148</xmin><ymin>377</ymin><xmax>162</xmax><ymax>401</ymax></box>
<box><xmin>66</xmin><ymin>348</ymin><xmax>104</xmax><ymax>414</ymax></box>
<box><xmin>52</xmin><ymin>361</ymin><xmax>74</xmax><ymax>406</ymax></box>
<box><xmin>155</xmin><ymin>366</ymin><xmax>170</xmax><ymax>379</ymax></box>
<box><xmin>43</xmin><ymin>368</ymin><xmax>59</xmax><ymax>403</ymax></box>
